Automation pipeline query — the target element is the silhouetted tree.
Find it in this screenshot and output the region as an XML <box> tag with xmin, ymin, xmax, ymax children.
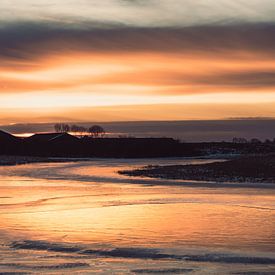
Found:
<box><xmin>69</xmin><ymin>125</ymin><xmax>87</xmax><ymax>137</ymax></box>
<box><xmin>54</xmin><ymin>123</ymin><xmax>62</xmax><ymax>133</ymax></box>
<box><xmin>232</xmin><ymin>137</ymin><xmax>248</xmax><ymax>144</ymax></box>
<box><xmin>78</xmin><ymin>126</ymin><xmax>88</xmax><ymax>137</ymax></box>
<box><xmin>250</xmin><ymin>138</ymin><xmax>261</xmax><ymax>144</ymax></box>
<box><xmin>88</xmin><ymin>125</ymin><xmax>105</xmax><ymax>138</ymax></box>
<box><xmin>63</xmin><ymin>124</ymin><xmax>70</xmax><ymax>132</ymax></box>
<box><xmin>70</xmin><ymin>124</ymin><xmax>79</xmax><ymax>133</ymax></box>
<box><xmin>54</xmin><ymin>123</ymin><xmax>70</xmax><ymax>133</ymax></box>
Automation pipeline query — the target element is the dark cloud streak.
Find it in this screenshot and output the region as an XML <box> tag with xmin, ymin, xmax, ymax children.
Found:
<box><xmin>197</xmin><ymin>71</ymin><xmax>275</xmax><ymax>88</ymax></box>
<box><xmin>95</xmin><ymin>69</ymin><xmax>275</xmax><ymax>91</ymax></box>
<box><xmin>1</xmin><ymin>22</ymin><xmax>275</xmax><ymax>65</ymax></box>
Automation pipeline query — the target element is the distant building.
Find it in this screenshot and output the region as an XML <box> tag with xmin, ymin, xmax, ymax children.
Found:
<box><xmin>24</xmin><ymin>132</ymin><xmax>80</xmax><ymax>156</ymax></box>
<box><xmin>0</xmin><ymin>130</ymin><xmax>19</xmax><ymax>154</ymax></box>
<box><xmin>0</xmin><ymin>130</ymin><xmax>18</xmax><ymax>142</ymax></box>
<box><xmin>27</xmin><ymin>132</ymin><xmax>79</xmax><ymax>144</ymax></box>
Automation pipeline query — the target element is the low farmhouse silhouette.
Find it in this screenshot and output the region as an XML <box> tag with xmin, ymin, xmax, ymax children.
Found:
<box><xmin>0</xmin><ymin>130</ymin><xmax>275</xmax><ymax>158</ymax></box>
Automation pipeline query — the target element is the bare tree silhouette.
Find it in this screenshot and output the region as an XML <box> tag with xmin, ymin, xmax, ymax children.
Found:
<box><xmin>54</xmin><ymin>123</ymin><xmax>70</xmax><ymax>133</ymax></box>
<box><xmin>88</xmin><ymin>125</ymin><xmax>105</xmax><ymax>138</ymax></box>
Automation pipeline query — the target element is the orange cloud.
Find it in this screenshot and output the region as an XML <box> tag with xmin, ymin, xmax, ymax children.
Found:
<box><xmin>1</xmin><ymin>51</ymin><xmax>275</xmax><ymax>95</ymax></box>
<box><xmin>1</xmin><ymin>24</ymin><xmax>275</xmax><ymax>122</ymax></box>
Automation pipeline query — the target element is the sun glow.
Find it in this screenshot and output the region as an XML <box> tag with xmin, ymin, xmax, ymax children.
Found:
<box><xmin>1</xmin><ymin>90</ymin><xmax>275</xmax><ymax>110</ymax></box>
<box><xmin>1</xmin><ymin>35</ymin><xmax>275</xmax><ymax>123</ymax></box>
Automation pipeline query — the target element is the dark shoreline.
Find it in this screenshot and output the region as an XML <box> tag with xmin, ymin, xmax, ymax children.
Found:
<box><xmin>0</xmin><ymin>155</ymin><xmax>51</xmax><ymax>166</ymax></box>
<box><xmin>0</xmin><ymin>155</ymin><xmax>96</xmax><ymax>166</ymax></box>
<box><xmin>119</xmin><ymin>155</ymin><xmax>275</xmax><ymax>184</ymax></box>
<box><xmin>1</xmin><ymin>155</ymin><xmax>275</xmax><ymax>189</ymax></box>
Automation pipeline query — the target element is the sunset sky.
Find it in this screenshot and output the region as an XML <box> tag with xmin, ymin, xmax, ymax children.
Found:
<box><xmin>1</xmin><ymin>0</ymin><xmax>275</xmax><ymax>123</ymax></box>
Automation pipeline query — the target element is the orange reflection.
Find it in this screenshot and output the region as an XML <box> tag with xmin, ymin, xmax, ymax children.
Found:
<box><xmin>0</xmin><ymin>163</ymin><xmax>274</xmax><ymax>252</ymax></box>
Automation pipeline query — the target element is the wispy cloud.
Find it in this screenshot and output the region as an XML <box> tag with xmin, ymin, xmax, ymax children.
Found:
<box><xmin>1</xmin><ymin>0</ymin><xmax>275</xmax><ymax>27</ymax></box>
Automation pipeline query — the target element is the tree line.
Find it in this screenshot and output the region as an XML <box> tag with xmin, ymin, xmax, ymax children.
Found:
<box><xmin>232</xmin><ymin>137</ymin><xmax>275</xmax><ymax>144</ymax></box>
<box><xmin>54</xmin><ymin>123</ymin><xmax>105</xmax><ymax>137</ymax></box>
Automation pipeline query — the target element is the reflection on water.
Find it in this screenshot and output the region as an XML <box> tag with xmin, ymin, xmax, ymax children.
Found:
<box><xmin>0</xmin><ymin>159</ymin><xmax>274</xmax><ymax>274</ymax></box>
